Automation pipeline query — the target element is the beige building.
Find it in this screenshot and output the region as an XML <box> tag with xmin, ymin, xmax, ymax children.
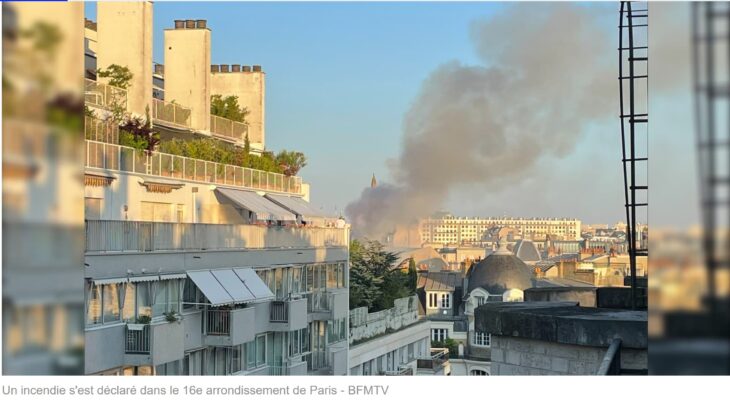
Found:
<box><xmin>82</xmin><ymin>2</ymin><xmax>348</xmax><ymax>376</ymax></box>
<box><xmin>420</xmin><ymin>214</ymin><xmax>582</xmax><ymax>245</ymax></box>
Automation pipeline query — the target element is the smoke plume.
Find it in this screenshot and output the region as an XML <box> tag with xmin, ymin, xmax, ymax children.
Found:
<box><xmin>346</xmin><ymin>4</ymin><xmax>617</xmax><ymax>238</ymax></box>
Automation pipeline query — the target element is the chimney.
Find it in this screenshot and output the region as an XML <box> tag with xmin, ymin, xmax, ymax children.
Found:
<box><xmin>242</xmin><ymin>65</ymin><xmax>251</xmax><ymax>72</ymax></box>
<box><xmin>196</xmin><ymin>19</ymin><xmax>207</xmax><ymax>29</ymax></box>
<box><xmin>185</xmin><ymin>19</ymin><xmax>195</xmax><ymax>29</ymax></box>
<box><xmin>220</xmin><ymin>64</ymin><xmax>229</xmax><ymax>73</ymax></box>
<box><xmin>231</xmin><ymin>64</ymin><xmax>241</xmax><ymax>72</ymax></box>
<box><xmin>252</xmin><ymin>65</ymin><xmax>262</xmax><ymax>72</ymax></box>
<box><xmin>211</xmin><ymin>64</ymin><xmax>220</xmax><ymax>73</ymax></box>
<box><xmin>174</xmin><ymin>20</ymin><xmax>184</xmax><ymax>29</ymax></box>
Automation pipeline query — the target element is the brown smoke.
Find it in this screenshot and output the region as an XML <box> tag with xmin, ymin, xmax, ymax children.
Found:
<box><xmin>345</xmin><ymin>4</ymin><xmax>622</xmax><ymax>238</ymax></box>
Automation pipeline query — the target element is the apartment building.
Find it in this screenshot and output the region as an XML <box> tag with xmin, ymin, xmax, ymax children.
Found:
<box><xmin>420</xmin><ymin>214</ymin><xmax>582</xmax><ymax>245</ymax></box>
<box><xmin>82</xmin><ymin>2</ymin><xmax>348</xmax><ymax>376</ymax></box>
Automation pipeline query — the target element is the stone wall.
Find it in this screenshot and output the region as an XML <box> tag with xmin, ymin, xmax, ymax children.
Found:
<box><xmin>490</xmin><ymin>336</ymin><xmax>647</xmax><ymax>375</ymax></box>
<box><xmin>349</xmin><ymin>295</ymin><xmax>419</xmax><ymax>344</ymax></box>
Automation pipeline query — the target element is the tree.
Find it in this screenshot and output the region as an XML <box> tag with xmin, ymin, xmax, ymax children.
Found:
<box><xmin>119</xmin><ymin>106</ymin><xmax>159</xmax><ymax>153</ymax></box>
<box><xmin>275</xmin><ymin>150</ymin><xmax>307</xmax><ymax>177</ymax></box>
<box><xmin>210</xmin><ymin>94</ymin><xmax>249</xmax><ymax>123</ymax></box>
<box><xmin>407</xmin><ymin>258</ymin><xmax>418</xmax><ymax>293</ymax></box>
<box><xmin>97</xmin><ymin>64</ymin><xmax>133</xmax><ymax>89</ymax></box>
<box><xmin>349</xmin><ymin>239</ymin><xmax>415</xmax><ymax>312</ymax></box>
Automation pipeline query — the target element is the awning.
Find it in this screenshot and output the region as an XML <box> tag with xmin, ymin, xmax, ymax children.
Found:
<box><xmin>216</xmin><ymin>188</ymin><xmax>296</xmax><ymax>222</ymax></box>
<box><xmin>264</xmin><ymin>194</ymin><xmax>332</xmax><ymax>223</ymax></box>
<box><xmin>234</xmin><ymin>268</ymin><xmax>275</xmax><ymax>300</ymax></box>
<box><xmin>128</xmin><ymin>275</ymin><xmax>160</xmax><ymax>283</ymax></box>
<box><xmin>160</xmin><ymin>273</ymin><xmax>187</xmax><ymax>280</ymax></box>
<box><xmin>187</xmin><ymin>268</ymin><xmax>273</xmax><ymax>306</ymax></box>
<box><xmin>93</xmin><ymin>277</ymin><xmax>129</xmax><ymax>285</ymax></box>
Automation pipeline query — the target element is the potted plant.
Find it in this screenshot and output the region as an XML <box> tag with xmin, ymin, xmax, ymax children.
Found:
<box><xmin>127</xmin><ymin>314</ymin><xmax>151</xmax><ymax>330</ymax></box>
<box><xmin>163</xmin><ymin>310</ymin><xmax>181</xmax><ymax>323</ymax></box>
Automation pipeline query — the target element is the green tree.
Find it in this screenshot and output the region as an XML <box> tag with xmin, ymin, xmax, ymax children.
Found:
<box><xmin>349</xmin><ymin>239</ymin><xmax>414</xmax><ymax>312</ymax></box>
<box><xmin>97</xmin><ymin>64</ymin><xmax>133</xmax><ymax>89</ymax></box>
<box><xmin>210</xmin><ymin>94</ymin><xmax>249</xmax><ymax>123</ymax></box>
<box><xmin>275</xmin><ymin>150</ymin><xmax>307</xmax><ymax>177</ymax></box>
<box><xmin>407</xmin><ymin>258</ymin><xmax>418</xmax><ymax>293</ymax></box>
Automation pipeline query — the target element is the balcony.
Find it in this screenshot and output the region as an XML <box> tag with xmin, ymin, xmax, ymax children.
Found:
<box><xmin>85</xmin><ymin>139</ymin><xmax>302</xmax><ymax>194</ymax></box>
<box><xmin>123</xmin><ymin>321</ymin><xmax>184</xmax><ymax>366</ymax></box>
<box><xmin>152</xmin><ymin>98</ymin><xmax>191</xmax><ymax>128</ymax></box>
<box><xmin>384</xmin><ymin>366</ymin><xmax>413</xmax><ymax>376</ymax></box>
<box><xmin>85</xmin><ymin>117</ymin><xmax>119</xmax><ymax>144</ymax></box>
<box><xmin>268</xmin><ymin>298</ymin><xmax>307</xmax><ymax>331</ymax></box>
<box><xmin>306</xmin><ymin>289</ymin><xmax>348</xmax><ymax>320</ymax></box>
<box><xmin>85</xmin><ymin>78</ymin><xmax>127</xmax><ymax>110</ymax></box>
<box><xmin>417</xmin><ymin>349</ymin><xmax>450</xmax><ymax>373</ymax></box>
<box><xmin>85</xmin><ymin>220</ymin><xmax>349</xmax><ymax>253</ymax></box>
<box><xmin>210</xmin><ymin>115</ymin><xmax>248</xmax><ymax>143</ymax></box>
<box><xmin>203</xmin><ymin>308</ymin><xmax>255</xmax><ymax>347</ymax></box>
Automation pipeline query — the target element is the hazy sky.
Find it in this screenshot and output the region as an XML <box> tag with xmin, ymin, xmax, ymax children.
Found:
<box><xmin>86</xmin><ymin>2</ymin><xmax>699</xmax><ymax>229</ymax></box>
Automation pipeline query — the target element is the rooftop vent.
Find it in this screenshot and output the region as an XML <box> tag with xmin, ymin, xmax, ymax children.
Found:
<box><xmin>232</xmin><ymin>64</ymin><xmax>241</xmax><ymax>72</ymax></box>
<box><xmin>242</xmin><ymin>65</ymin><xmax>252</xmax><ymax>72</ymax></box>
<box><xmin>252</xmin><ymin>65</ymin><xmax>262</xmax><ymax>72</ymax></box>
<box><xmin>174</xmin><ymin>20</ymin><xmax>184</xmax><ymax>29</ymax></box>
<box><xmin>196</xmin><ymin>19</ymin><xmax>207</xmax><ymax>29</ymax></box>
<box><xmin>211</xmin><ymin>65</ymin><xmax>220</xmax><ymax>73</ymax></box>
<box><xmin>220</xmin><ymin>64</ymin><xmax>229</xmax><ymax>73</ymax></box>
<box><xmin>185</xmin><ymin>20</ymin><xmax>195</xmax><ymax>29</ymax></box>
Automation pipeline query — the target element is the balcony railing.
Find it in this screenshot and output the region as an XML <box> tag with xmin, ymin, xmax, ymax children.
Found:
<box><xmin>210</xmin><ymin>115</ymin><xmax>248</xmax><ymax>143</ymax></box>
<box><xmin>384</xmin><ymin>366</ymin><xmax>413</xmax><ymax>376</ymax></box>
<box><xmin>85</xmin><ymin>139</ymin><xmax>302</xmax><ymax>194</ymax></box>
<box><xmin>125</xmin><ymin>325</ymin><xmax>150</xmax><ymax>354</ymax></box>
<box><xmin>270</xmin><ymin>302</ymin><xmax>288</xmax><ymax>322</ymax></box>
<box><xmin>417</xmin><ymin>349</ymin><xmax>449</xmax><ymax>371</ymax></box>
<box><xmin>85</xmin><ymin>220</ymin><xmax>349</xmax><ymax>253</ymax></box>
<box><xmin>206</xmin><ymin>309</ymin><xmax>231</xmax><ymax>336</ymax></box>
<box><xmin>152</xmin><ymin>98</ymin><xmax>191</xmax><ymax>128</ymax></box>
<box><xmin>85</xmin><ymin>117</ymin><xmax>119</xmax><ymax>144</ymax></box>
<box><xmin>85</xmin><ymin>78</ymin><xmax>127</xmax><ymax>110</ymax></box>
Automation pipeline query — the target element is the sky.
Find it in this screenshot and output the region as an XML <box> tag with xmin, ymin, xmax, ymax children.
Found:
<box><xmin>86</xmin><ymin>2</ymin><xmax>699</xmax><ymax>229</ymax></box>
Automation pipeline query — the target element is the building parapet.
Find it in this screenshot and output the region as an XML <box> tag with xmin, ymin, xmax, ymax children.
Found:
<box><xmin>85</xmin><ymin>139</ymin><xmax>303</xmax><ymax>195</ymax></box>
<box><xmin>349</xmin><ymin>295</ymin><xmax>420</xmax><ymax>345</ymax></box>
<box><xmin>85</xmin><ymin>220</ymin><xmax>349</xmax><ymax>253</ymax></box>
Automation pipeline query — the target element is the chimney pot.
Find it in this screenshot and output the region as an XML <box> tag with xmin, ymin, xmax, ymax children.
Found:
<box><xmin>220</xmin><ymin>64</ymin><xmax>230</xmax><ymax>73</ymax></box>
<box><xmin>174</xmin><ymin>20</ymin><xmax>184</xmax><ymax>29</ymax></box>
<box><xmin>242</xmin><ymin>65</ymin><xmax>251</xmax><ymax>72</ymax></box>
<box><xmin>232</xmin><ymin>64</ymin><xmax>241</xmax><ymax>72</ymax></box>
<box><xmin>185</xmin><ymin>20</ymin><xmax>195</xmax><ymax>29</ymax></box>
<box><xmin>155</xmin><ymin>64</ymin><xmax>164</xmax><ymax>75</ymax></box>
<box><xmin>196</xmin><ymin>19</ymin><xmax>207</xmax><ymax>29</ymax></box>
<box><xmin>252</xmin><ymin>65</ymin><xmax>262</xmax><ymax>72</ymax></box>
<box><xmin>211</xmin><ymin>65</ymin><xmax>220</xmax><ymax>73</ymax></box>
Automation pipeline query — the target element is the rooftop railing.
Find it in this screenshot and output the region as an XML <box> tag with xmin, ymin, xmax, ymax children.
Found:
<box><xmin>85</xmin><ymin>139</ymin><xmax>302</xmax><ymax>195</ymax></box>
<box><xmin>85</xmin><ymin>78</ymin><xmax>127</xmax><ymax>110</ymax></box>
<box><xmin>85</xmin><ymin>220</ymin><xmax>349</xmax><ymax>253</ymax></box>
<box><xmin>85</xmin><ymin>117</ymin><xmax>119</xmax><ymax>144</ymax></box>
<box><xmin>152</xmin><ymin>98</ymin><xmax>191</xmax><ymax>128</ymax></box>
<box><xmin>210</xmin><ymin>115</ymin><xmax>248</xmax><ymax>143</ymax></box>
<box><xmin>417</xmin><ymin>349</ymin><xmax>449</xmax><ymax>371</ymax></box>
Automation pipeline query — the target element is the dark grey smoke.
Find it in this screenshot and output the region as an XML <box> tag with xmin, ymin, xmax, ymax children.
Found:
<box><xmin>346</xmin><ymin>4</ymin><xmax>618</xmax><ymax>238</ymax></box>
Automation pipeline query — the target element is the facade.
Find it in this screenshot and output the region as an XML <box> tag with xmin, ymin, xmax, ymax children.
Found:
<box><xmin>348</xmin><ymin>296</ymin><xmax>447</xmax><ymax>376</ymax></box>
<box><xmin>82</xmin><ymin>2</ymin><xmax>349</xmax><ymax>376</ymax></box>
<box><xmin>420</xmin><ymin>214</ymin><xmax>582</xmax><ymax>246</ymax></box>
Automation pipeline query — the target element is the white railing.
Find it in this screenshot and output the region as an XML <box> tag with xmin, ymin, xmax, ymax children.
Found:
<box><xmin>85</xmin><ymin>78</ymin><xmax>127</xmax><ymax>110</ymax></box>
<box><xmin>85</xmin><ymin>139</ymin><xmax>302</xmax><ymax>194</ymax></box>
<box><xmin>85</xmin><ymin>117</ymin><xmax>119</xmax><ymax>144</ymax></box>
<box><xmin>306</xmin><ymin>292</ymin><xmax>331</xmax><ymax>313</ymax></box>
<box><xmin>125</xmin><ymin>325</ymin><xmax>150</xmax><ymax>354</ymax></box>
<box><xmin>152</xmin><ymin>98</ymin><xmax>191</xmax><ymax>128</ymax></box>
<box><xmin>210</xmin><ymin>115</ymin><xmax>248</xmax><ymax>143</ymax></box>
<box><xmin>85</xmin><ymin>220</ymin><xmax>349</xmax><ymax>253</ymax></box>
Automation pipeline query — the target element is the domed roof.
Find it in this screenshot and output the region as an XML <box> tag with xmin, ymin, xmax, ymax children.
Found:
<box><xmin>467</xmin><ymin>238</ymin><xmax>534</xmax><ymax>294</ymax></box>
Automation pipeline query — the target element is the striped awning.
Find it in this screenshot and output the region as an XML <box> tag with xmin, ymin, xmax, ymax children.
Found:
<box><xmin>216</xmin><ymin>188</ymin><xmax>296</xmax><ymax>222</ymax></box>
<box><xmin>187</xmin><ymin>268</ymin><xmax>273</xmax><ymax>306</ymax></box>
<box><xmin>264</xmin><ymin>194</ymin><xmax>332</xmax><ymax>223</ymax></box>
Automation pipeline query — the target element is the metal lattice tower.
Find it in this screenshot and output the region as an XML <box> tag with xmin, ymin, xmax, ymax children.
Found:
<box><xmin>618</xmin><ymin>1</ymin><xmax>649</xmax><ymax>309</ymax></box>
<box><xmin>692</xmin><ymin>2</ymin><xmax>730</xmax><ymax>324</ymax></box>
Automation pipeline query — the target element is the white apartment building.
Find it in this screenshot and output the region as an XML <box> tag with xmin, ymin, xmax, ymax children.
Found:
<box><xmin>82</xmin><ymin>2</ymin><xmax>348</xmax><ymax>376</ymax></box>
<box><xmin>420</xmin><ymin>215</ymin><xmax>582</xmax><ymax>245</ymax></box>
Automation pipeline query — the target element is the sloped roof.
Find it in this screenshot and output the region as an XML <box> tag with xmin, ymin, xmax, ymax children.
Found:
<box><xmin>513</xmin><ymin>239</ymin><xmax>542</xmax><ymax>262</ymax></box>
<box><xmin>418</xmin><ymin>271</ymin><xmax>463</xmax><ymax>291</ymax></box>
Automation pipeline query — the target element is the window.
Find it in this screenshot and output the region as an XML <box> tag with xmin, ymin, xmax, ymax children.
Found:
<box><xmin>470</xmin><ymin>369</ymin><xmax>488</xmax><ymax>376</ymax></box>
<box><xmin>245</xmin><ymin>336</ymin><xmax>267</xmax><ymax>370</ymax></box>
<box><xmin>327</xmin><ymin>318</ymin><xmax>347</xmax><ymax>344</ymax></box>
<box><xmin>473</xmin><ymin>332</ymin><xmax>491</xmax><ymax>347</ymax></box>
<box><xmin>475</xmin><ymin>296</ymin><xmax>486</xmax><ymax>306</ymax></box>
<box><xmin>85</xmin><ymin>197</ymin><xmax>102</xmax><ymax>220</ymax></box>
<box><xmin>440</xmin><ymin>293</ymin><xmax>451</xmax><ymax>308</ymax></box>
<box><xmin>86</xmin><ymin>282</ymin><xmax>126</xmax><ymax>326</ymax></box>
<box><xmin>431</xmin><ymin>328</ymin><xmax>448</xmax><ymax>342</ymax></box>
<box><xmin>428</xmin><ymin>293</ymin><xmax>438</xmax><ymax>308</ymax></box>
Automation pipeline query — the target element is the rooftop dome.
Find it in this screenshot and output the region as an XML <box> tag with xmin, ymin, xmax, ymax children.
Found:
<box><xmin>467</xmin><ymin>238</ymin><xmax>534</xmax><ymax>294</ymax></box>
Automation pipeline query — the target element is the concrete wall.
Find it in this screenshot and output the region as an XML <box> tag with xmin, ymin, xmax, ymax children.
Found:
<box><xmin>97</xmin><ymin>2</ymin><xmax>153</xmax><ymax>116</ymax></box>
<box><xmin>524</xmin><ymin>287</ymin><xmax>597</xmax><ymax>307</ymax></box>
<box><xmin>349</xmin><ymin>296</ymin><xmax>419</xmax><ymax>344</ymax></box>
<box><xmin>348</xmin><ymin>321</ymin><xmax>431</xmax><ymax>375</ymax></box>
<box><xmin>84</xmin><ymin>324</ymin><xmax>125</xmax><ymax>374</ymax></box>
<box><xmin>489</xmin><ymin>336</ymin><xmax>647</xmax><ymax>375</ymax></box>
<box><xmin>182</xmin><ymin>311</ymin><xmax>203</xmax><ymax>350</ymax></box>
<box><xmin>164</xmin><ymin>23</ymin><xmax>211</xmax><ymax>131</ymax></box>
<box><xmin>210</xmin><ymin>69</ymin><xmax>265</xmax><ymax>149</ymax></box>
